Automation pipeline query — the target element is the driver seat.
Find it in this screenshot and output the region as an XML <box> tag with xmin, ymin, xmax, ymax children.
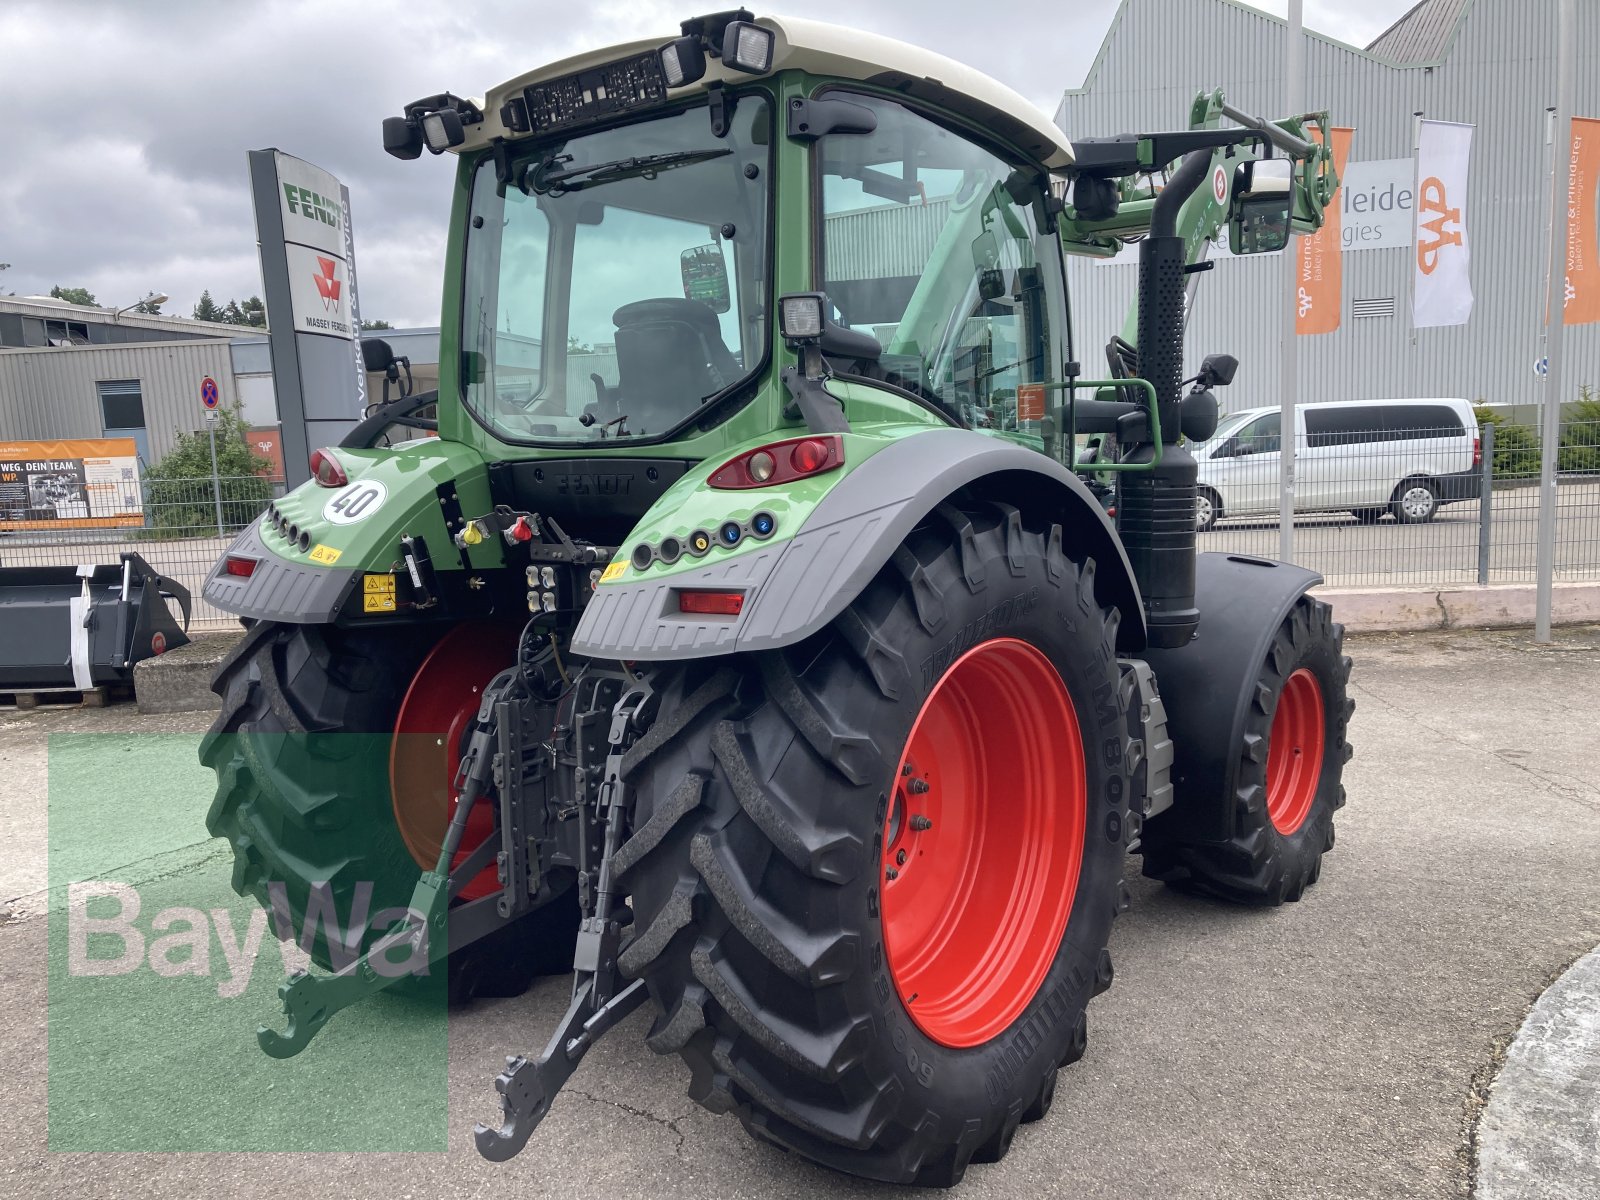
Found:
<box><xmin>611</xmin><ymin>298</ymin><xmax>742</xmax><ymax>431</ymax></box>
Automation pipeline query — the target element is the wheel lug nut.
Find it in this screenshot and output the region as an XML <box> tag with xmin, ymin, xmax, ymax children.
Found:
<box><xmin>911</xmin><ymin>814</ymin><xmax>932</xmax><ymax>831</ymax></box>
<box><xmin>895</xmin><ymin>849</ymin><xmax>907</xmax><ymax>865</ymax></box>
<box><xmin>901</xmin><ymin>763</ymin><xmax>914</xmax><ymax>777</ymax></box>
<box><xmin>909</xmin><ymin>779</ymin><xmax>930</xmax><ymax>794</ymax></box>
<box><xmin>885</xmin><ymin>867</ymin><xmax>899</xmax><ymax>881</ymax></box>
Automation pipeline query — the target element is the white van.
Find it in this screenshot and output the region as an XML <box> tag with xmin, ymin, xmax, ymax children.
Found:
<box><xmin>1191</xmin><ymin>398</ymin><xmax>1482</xmax><ymax>531</ymax></box>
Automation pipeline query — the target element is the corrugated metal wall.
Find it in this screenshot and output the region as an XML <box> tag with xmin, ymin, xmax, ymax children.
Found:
<box><xmin>1055</xmin><ymin>0</ymin><xmax>1600</xmax><ymax>417</ymax></box>
<box><xmin>0</xmin><ymin>340</ymin><xmax>242</xmax><ymax>465</ymax></box>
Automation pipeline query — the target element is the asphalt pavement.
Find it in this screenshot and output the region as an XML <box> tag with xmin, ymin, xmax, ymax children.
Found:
<box><xmin>1</xmin><ymin>625</ymin><xmax>1598</xmax><ymax>1198</ymax></box>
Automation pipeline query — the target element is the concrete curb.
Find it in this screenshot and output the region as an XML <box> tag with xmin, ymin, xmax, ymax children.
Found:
<box><xmin>1315</xmin><ymin>582</ymin><xmax>1600</xmax><ymax>633</ymax></box>
<box><xmin>1475</xmin><ymin>943</ymin><xmax>1600</xmax><ymax>1199</ymax></box>
<box><xmin>132</xmin><ymin>632</ymin><xmax>242</xmax><ymax>714</ymax></box>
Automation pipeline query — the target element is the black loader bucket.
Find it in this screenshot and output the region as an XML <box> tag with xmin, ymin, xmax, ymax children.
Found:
<box><xmin>0</xmin><ymin>552</ymin><xmax>192</xmax><ymax>691</ymax></box>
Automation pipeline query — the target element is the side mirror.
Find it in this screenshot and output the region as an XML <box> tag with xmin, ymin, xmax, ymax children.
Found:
<box><xmin>360</xmin><ymin>337</ymin><xmax>395</xmax><ymax>373</ymax></box>
<box><xmin>680</xmin><ymin>244</ymin><xmax>730</xmax><ymax>314</ymax></box>
<box><xmin>1229</xmin><ymin>159</ymin><xmax>1292</xmax><ymax>255</ymax></box>
<box><xmin>1198</xmin><ymin>353</ymin><xmax>1238</xmax><ymax>388</ymax></box>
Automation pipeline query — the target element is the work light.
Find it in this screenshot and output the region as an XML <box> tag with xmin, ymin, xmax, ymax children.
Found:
<box><xmin>778</xmin><ymin>293</ymin><xmax>825</xmax><ymax>341</ymax></box>
<box><xmin>721</xmin><ymin>21</ymin><xmax>774</xmax><ymax>73</ymax></box>
<box><xmin>659</xmin><ymin>35</ymin><xmax>707</xmax><ymax>87</ymax></box>
<box><xmin>422</xmin><ymin>109</ymin><xmax>465</xmax><ymax>154</ymax></box>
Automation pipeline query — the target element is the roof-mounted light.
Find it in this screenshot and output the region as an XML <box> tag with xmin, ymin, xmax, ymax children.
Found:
<box><xmin>778</xmin><ymin>292</ymin><xmax>825</xmax><ymax>341</ymax></box>
<box><xmin>422</xmin><ymin>109</ymin><xmax>466</xmax><ymax>154</ymax></box>
<box><xmin>720</xmin><ymin>21</ymin><xmax>774</xmax><ymax>74</ymax></box>
<box><xmin>659</xmin><ymin>35</ymin><xmax>708</xmax><ymax>88</ymax></box>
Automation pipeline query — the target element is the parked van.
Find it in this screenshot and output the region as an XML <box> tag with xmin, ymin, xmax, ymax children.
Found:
<box><xmin>1191</xmin><ymin>398</ymin><xmax>1482</xmax><ymax>532</ymax></box>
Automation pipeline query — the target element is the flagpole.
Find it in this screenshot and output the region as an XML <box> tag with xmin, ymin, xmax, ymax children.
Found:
<box><xmin>1278</xmin><ymin>0</ymin><xmax>1303</xmax><ymax>564</ymax></box>
<box><xmin>1407</xmin><ymin>110</ymin><xmax>1422</xmax><ymax>399</ymax></box>
<box><xmin>1535</xmin><ymin>0</ymin><xmax>1575</xmax><ymax>642</ymax></box>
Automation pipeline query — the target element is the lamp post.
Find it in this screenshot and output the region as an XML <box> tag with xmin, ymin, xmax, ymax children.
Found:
<box><xmin>111</xmin><ymin>292</ymin><xmax>169</xmax><ymax>320</ymax></box>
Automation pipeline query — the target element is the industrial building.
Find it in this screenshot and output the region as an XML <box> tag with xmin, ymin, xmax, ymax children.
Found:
<box><xmin>1056</xmin><ymin>0</ymin><xmax>1600</xmax><ymax>418</ymax></box>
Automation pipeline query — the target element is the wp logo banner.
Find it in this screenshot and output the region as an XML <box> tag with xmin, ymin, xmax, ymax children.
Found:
<box><xmin>1412</xmin><ymin>120</ymin><xmax>1475</xmax><ymax>329</ymax></box>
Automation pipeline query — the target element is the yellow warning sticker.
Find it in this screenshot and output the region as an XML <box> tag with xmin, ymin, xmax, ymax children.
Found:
<box><xmin>308</xmin><ymin>543</ymin><xmax>342</xmax><ymax>566</ymax></box>
<box><xmin>362</xmin><ymin>573</ymin><xmax>397</xmax><ymax>612</ymax></box>
<box><xmin>599</xmin><ymin>560</ymin><xmax>627</xmax><ymax>584</ymax></box>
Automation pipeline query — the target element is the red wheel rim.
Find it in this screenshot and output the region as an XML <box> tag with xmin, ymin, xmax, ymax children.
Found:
<box><xmin>1265</xmin><ymin>668</ymin><xmax>1325</xmax><ymax>836</ymax></box>
<box><xmin>389</xmin><ymin>622</ymin><xmax>519</xmax><ymax>901</ymax></box>
<box><xmin>881</xmin><ymin>637</ymin><xmax>1086</xmax><ymax>1049</ymax></box>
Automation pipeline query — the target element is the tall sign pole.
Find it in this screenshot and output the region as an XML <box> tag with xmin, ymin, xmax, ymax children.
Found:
<box><xmin>1535</xmin><ymin>0</ymin><xmax>1576</xmax><ymax>642</ymax></box>
<box><xmin>1278</xmin><ymin>0</ymin><xmax>1304</xmax><ymax>563</ymax></box>
<box><xmin>247</xmin><ymin>149</ymin><xmax>366</xmax><ymax>488</ymax></box>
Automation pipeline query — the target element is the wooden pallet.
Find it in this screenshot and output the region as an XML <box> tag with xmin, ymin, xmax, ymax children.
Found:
<box><xmin>0</xmin><ymin>685</ymin><xmax>128</xmax><ymax>710</ymax></box>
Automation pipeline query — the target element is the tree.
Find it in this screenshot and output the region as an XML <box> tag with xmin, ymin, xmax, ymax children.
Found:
<box><xmin>360</xmin><ymin>318</ymin><xmax>393</xmax><ymax>331</ymax></box>
<box><xmin>50</xmin><ymin>284</ymin><xmax>97</xmax><ymax>306</ymax></box>
<box><xmin>220</xmin><ymin>295</ymin><xmax>267</xmax><ymax>327</ymax></box>
<box><xmin>132</xmin><ymin>292</ymin><xmax>164</xmax><ymax>315</ymax></box>
<box><xmin>192</xmin><ymin>290</ymin><xmax>224</xmax><ymax>323</ymax></box>
<box><xmin>142</xmin><ymin>406</ymin><xmax>273</xmax><ymax>535</ymax></box>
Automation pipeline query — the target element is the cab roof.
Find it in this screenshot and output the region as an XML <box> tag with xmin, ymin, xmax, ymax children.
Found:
<box><xmin>460</xmin><ymin>13</ymin><xmax>1074</xmax><ymax>169</ymax></box>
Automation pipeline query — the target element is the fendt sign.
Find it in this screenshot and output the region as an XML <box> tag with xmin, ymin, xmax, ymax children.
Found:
<box><xmin>248</xmin><ymin>148</ymin><xmax>368</xmax><ymax>486</ymax></box>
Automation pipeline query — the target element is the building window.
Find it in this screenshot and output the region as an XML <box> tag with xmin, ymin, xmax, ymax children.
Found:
<box><xmin>97</xmin><ymin>380</ymin><xmax>146</xmax><ymax>430</ymax></box>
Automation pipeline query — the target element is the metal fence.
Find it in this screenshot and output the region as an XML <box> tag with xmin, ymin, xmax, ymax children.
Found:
<box><xmin>1196</xmin><ymin>421</ymin><xmax>1600</xmax><ymax>588</ymax></box>
<box><xmin>3</xmin><ymin>422</ymin><xmax>1598</xmax><ymax>633</ymax></box>
<box><xmin>0</xmin><ymin>474</ymin><xmax>282</xmax><ymax>630</ymax></box>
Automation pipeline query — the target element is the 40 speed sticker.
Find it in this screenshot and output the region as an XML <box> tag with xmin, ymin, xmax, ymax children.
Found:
<box><xmin>322</xmin><ymin>479</ymin><xmax>387</xmax><ymax>524</ymax></box>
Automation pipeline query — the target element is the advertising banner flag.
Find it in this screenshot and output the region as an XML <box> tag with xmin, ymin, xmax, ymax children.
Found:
<box><xmin>1297</xmin><ymin>126</ymin><xmax>1355</xmax><ymax>335</ymax></box>
<box><xmin>1564</xmin><ymin>117</ymin><xmax>1600</xmax><ymax>327</ymax></box>
<box><xmin>1412</xmin><ymin>120</ymin><xmax>1475</xmax><ymax>328</ymax></box>
<box><xmin>0</xmin><ymin>439</ymin><xmax>143</xmax><ymax>531</ymax></box>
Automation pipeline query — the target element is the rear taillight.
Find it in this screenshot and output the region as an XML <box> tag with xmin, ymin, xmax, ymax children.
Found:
<box><xmin>1473</xmin><ymin>436</ymin><xmax>1482</xmax><ymax>467</ymax></box>
<box><xmin>708</xmin><ymin>436</ymin><xmax>844</xmax><ymax>490</ymax></box>
<box><xmin>677</xmin><ymin>590</ymin><xmax>745</xmax><ymax>616</ymax></box>
<box><xmin>224</xmin><ymin>555</ymin><xmax>258</xmax><ymax>578</ymax></box>
<box><xmin>309</xmin><ymin>448</ymin><xmax>348</xmax><ymax>488</ymax></box>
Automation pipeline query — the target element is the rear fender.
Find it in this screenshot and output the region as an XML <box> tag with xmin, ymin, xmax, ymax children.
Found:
<box><xmin>202</xmin><ymin>441</ymin><xmax>501</xmax><ymax>624</ymax></box>
<box><xmin>1136</xmin><ymin>553</ymin><xmax>1322</xmax><ymax>844</ymax></box>
<box><xmin>571</xmin><ymin>428</ymin><xmax>1146</xmax><ymax>659</ymax></box>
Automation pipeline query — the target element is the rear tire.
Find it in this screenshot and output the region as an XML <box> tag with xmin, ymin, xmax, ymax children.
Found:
<box><xmin>616</xmin><ymin>502</ymin><xmax>1137</xmax><ymax>1185</ymax></box>
<box><xmin>199</xmin><ymin>622</ymin><xmax>577</xmax><ymax>1000</ymax></box>
<box><xmin>1139</xmin><ymin>596</ymin><xmax>1352</xmax><ymax>905</ymax></box>
<box><xmin>1391</xmin><ymin>478</ymin><xmax>1440</xmax><ymax>523</ymax></box>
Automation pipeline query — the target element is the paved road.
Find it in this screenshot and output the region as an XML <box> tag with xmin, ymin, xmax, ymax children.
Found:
<box><xmin>2</xmin><ymin>625</ymin><xmax>1598</xmax><ymax>1197</ymax></box>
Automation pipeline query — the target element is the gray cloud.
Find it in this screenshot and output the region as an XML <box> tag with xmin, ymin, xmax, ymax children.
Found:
<box><xmin>0</xmin><ymin>0</ymin><xmax>1409</xmax><ymax>329</ymax></box>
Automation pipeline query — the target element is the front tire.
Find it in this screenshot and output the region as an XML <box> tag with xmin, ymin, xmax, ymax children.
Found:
<box><xmin>1196</xmin><ymin>487</ymin><xmax>1221</xmax><ymax>533</ymax></box>
<box><xmin>1391</xmin><ymin>478</ymin><xmax>1440</xmax><ymax>523</ymax></box>
<box><xmin>1139</xmin><ymin>595</ymin><xmax>1352</xmax><ymax>905</ymax></box>
<box><xmin>615</xmin><ymin>502</ymin><xmax>1137</xmax><ymax>1185</ymax></box>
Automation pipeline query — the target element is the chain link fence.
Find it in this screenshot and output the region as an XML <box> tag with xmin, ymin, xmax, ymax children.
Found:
<box><xmin>1195</xmin><ymin>420</ymin><xmax>1600</xmax><ymax>588</ymax></box>
<box><xmin>3</xmin><ymin>421</ymin><xmax>1599</xmax><ymax>633</ymax></box>
<box><xmin>0</xmin><ymin>474</ymin><xmax>282</xmax><ymax>630</ymax></box>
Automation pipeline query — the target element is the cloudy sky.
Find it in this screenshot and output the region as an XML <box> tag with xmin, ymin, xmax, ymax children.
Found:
<box><xmin>0</xmin><ymin>0</ymin><xmax>1411</xmax><ymax>329</ymax></box>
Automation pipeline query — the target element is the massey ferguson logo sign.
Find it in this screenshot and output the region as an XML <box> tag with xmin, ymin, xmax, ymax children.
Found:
<box><xmin>1411</xmin><ymin>120</ymin><xmax>1474</xmax><ymax>328</ymax></box>
<box><xmin>1415</xmin><ymin>176</ymin><xmax>1463</xmax><ymax>275</ymax></box>
<box><xmin>313</xmin><ymin>256</ymin><xmax>342</xmax><ymax>311</ymax></box>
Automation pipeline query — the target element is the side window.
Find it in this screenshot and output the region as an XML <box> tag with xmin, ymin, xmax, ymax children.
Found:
<box><xmin>817</xmin><ymin>94</ymin><xmax>1064</xmax><ymax>431</ymax></box>
<box><xmin>1305</xmin><ymin>408</ymin><xmax>1353</xmax><ymax>448</ymax></box>
<box><xmin>1392</xmin><ymin>404</ymin><xmax>1463</xmax><ymax>439</ymax></box>
<box><xmin>1237</xmin><ymin>413</ymin><xmax>1281</xmax><ymax>454</ymax></box>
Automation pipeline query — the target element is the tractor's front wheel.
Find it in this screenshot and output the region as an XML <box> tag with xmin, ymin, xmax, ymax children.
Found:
<box><xmin>615</xmin><ymin>503</ymin><xmax>1136</xmax><ymax>1185</ymax></box>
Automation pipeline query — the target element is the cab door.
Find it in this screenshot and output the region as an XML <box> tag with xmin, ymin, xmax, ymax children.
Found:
<box><xmin>1209</xmin><ymin>411</ymin><xmax>1281</xmax><ymax>517</ymax></box>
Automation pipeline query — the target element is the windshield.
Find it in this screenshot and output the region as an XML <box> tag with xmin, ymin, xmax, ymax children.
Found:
<box><xmin>460</xmin><ymin>97</ymin><xmax>771</xmax><ymax>443</ymax></box>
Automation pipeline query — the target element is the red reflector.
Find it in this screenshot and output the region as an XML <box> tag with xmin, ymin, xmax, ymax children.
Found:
<box><xmin>789</xmin><ymin>438</ymin><xmax>829</xmax><ymax>474</ymax></box>
<box><xmin>309</xmin><ymin>448</ymin><xmax>348</xmax><ymax>488</ymax></box>
<box><xmin>224</xmin><ymin>555</ymin><xmax>258</xmax><ymax>578</ymax></box>
<box><xmin>1473</xmin><ymin>436</ymin><xmax>1482</xmax><ymax>467</ymax></box>
<box><xmin>678</xmin><ymin>590</ymin><xmax>744</xmax><ymax>616</ymax></box>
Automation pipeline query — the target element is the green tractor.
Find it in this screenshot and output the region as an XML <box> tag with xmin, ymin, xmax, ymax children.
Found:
<box><xmin>200</xmin><ymin>10</ymin><xmax>1351</xmax><ymax>1185</ymax></box>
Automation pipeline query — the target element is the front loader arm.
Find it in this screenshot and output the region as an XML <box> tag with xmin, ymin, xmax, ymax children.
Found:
<box><xmin>1057</xmin><ymin>88</ymin><xmax>1339</xmax><ymax>347</ymax></box>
